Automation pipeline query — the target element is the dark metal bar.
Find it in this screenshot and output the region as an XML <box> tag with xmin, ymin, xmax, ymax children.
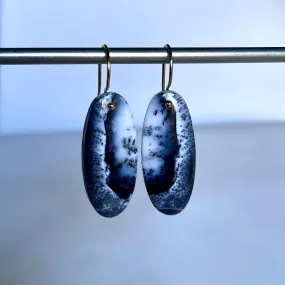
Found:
<box><xmin>0</xmin><ymin>47</ymin><xmax>285</xmax><ymax>65</ymax></box>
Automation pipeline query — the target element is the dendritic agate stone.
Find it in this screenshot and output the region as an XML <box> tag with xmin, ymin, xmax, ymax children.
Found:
<box><xmin>142</xmin><ymin>90</ymin><xmax>196</xmax><ymax>215</ymax></box>
<box><xmin>82</xmin><ymin>92</ymin><xmax>137</xmax><ymax>217</ymax></box>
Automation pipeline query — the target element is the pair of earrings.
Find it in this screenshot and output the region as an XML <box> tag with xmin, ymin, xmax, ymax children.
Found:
<box><xmin>82</xmin><ymin>44</ymin><xmax>196</xmax><ymax>217</ymax></box>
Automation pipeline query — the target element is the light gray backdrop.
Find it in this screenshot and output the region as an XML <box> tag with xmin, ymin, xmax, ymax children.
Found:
<box><xmin>0</xmin><ymin>0</ymin><xmax>285</xmax><ymax>134</ymax></box>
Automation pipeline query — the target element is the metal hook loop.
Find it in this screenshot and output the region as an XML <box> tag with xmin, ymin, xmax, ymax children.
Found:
<box><xmin>162</xmin><ymin>44</ymin><xmax>173</xmax><ymax>91</ymax></box>
<box><xmin>98</xmin><ymin>44</ymin><xmax>111</xmax><ymax>95</ymax></box>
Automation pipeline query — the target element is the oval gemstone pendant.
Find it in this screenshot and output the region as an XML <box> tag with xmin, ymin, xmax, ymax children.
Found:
<box><xmin>142</xmin><ymin>90</ymin><xmax>196</xmax><ymax>215</ymax></box>
<box><xmin>82</xmin><ymin>92</ymin><xmax>137</xmax><ymax>217</ymax></box>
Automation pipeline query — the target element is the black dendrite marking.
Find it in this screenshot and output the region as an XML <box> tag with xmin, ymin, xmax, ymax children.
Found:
<box><xmin>124</xmin><ymin>157</ymin><xmax>137</xmax><ymax>169</ymax></box>
<box><xmin>162</xmin><ymin>112</ymin><xmax>170</xmax><ymax>126</ymax></box>
<box><xmin>143</xmin><ymin>126</ymin><xmax>153</xmax><ymax>136</ymax></box>
<box><xmin>184</xmin><ymin>122</ymin><xmax>190</xmax><ymax>129</ymax></box>
<box><xmin>105</xmin><ymin>164</ymin><xmax>110</xmax><ymax>173</ymax></box>
<box><xmin>154</xmin><ymin>126</ymin><xmax>161</xmax><ymax>131</ymax></box>
<box><xmin>94</xmin><ymin>129</ymin><xmax>106</xmax><ymax>136</ymax></box>
<box><xmin>144</xmin><ymin>167</ymin><xmax>154</xmax><ymax>178</ymax></box>
<box><xmin>149</xmin><ymin>150</ymin><xmax>163</xmax><ymax>159</ymax></box>
<box><xmin>181</xmin><ymin>113</ymin><xmax>187</xmax><ymax>121</ymax></box>
<box><xmin>122</xmin><ymin>136</ymin><xmax>137</xmax><ymax>154</ymax></box>
<box><xmin>153</xmin><ymin>110</ymin><xmax>158</xmax><ymax>116</ymax></box>
<box><xmin>173</xmin><ymin>93</ymin><xmax>184</xmax><ymax>106</ymax></box>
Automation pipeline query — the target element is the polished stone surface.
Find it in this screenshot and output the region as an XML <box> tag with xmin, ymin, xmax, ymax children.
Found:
<box><xmin>142</xmin><ymin>91</ymin><xmax>195</xmax><ymax>214</ymax></box>
<box><xmin>82</xmin><ymin>92</ymin><xmax>137</xmax><ymax>217</ymax></box>
<box><xmin>0</xmin><ymin>123</ymin><xmax>285</xmax><ymax>285</ymax></box>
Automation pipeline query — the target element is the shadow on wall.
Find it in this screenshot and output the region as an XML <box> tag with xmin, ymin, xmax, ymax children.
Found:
<box><xmin>0</xmin><ymin>123</ymin><xmax>285</xmax><ymax>284</ymax></box>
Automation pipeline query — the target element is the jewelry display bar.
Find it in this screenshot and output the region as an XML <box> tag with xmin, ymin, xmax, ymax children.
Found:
<box><xmin>0</xmin><ymin>47</ymin><xmax>285</xmax><ymax>65</ymax></box>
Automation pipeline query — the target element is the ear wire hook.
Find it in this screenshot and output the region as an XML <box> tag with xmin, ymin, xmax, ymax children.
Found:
<box><xmin>98</xmin><ymin>44</ymin><xmax>111</xmax><ymax>95</ymax></box>
<box><xmin>162</xmin><ymin>44</ymin><xmax>173</xmax><ymax>91</ymax></box>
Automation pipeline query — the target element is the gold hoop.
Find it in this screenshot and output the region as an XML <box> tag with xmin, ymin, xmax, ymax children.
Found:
<box><xmin>162</xmin><ymin>44</ymin><xmax>173</xmax><ymax>91</ymax></box>
<box><xmin>98</xmin><ymin>44</ymin><xmax>111</xmax><ymax>95</ymax></box>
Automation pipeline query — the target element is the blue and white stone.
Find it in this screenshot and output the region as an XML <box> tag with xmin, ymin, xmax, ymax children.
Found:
<box><xmin>142</xmin><ymin>90</ymin><xmax>196</xmax><ymax>215</ymax></box>
<box><xmin>82</xmin><ymin>92</ymin><xmax>137</xmax><ymax>217</ymax></box>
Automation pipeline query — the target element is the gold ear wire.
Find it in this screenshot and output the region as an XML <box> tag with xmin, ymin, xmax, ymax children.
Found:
<box><xmin>162</xmin><ymin>44</ymin><xmax>173</xmax><ymax>91</ymax></box>
<box><xmin>98</xmin><ymin>44</ymin><xmax>111</xmax><ymax>95</ymax></box>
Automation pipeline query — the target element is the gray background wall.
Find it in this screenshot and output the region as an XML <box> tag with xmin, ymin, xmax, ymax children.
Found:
<box><xmin>0</xmin><ymin>3</ymin><xmax>285</xmax><ymax>284</ymax></box>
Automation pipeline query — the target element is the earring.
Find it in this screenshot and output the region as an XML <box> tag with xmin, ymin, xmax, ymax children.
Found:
<box><xmin>142</xmin><ymin>44</ymin><xmax>196</xmax><ymax>215</ymax></box>
<box><xmin>82</xmin><ymin>44</ymin><xmax>137</xmax><ymax>218</ymax></box>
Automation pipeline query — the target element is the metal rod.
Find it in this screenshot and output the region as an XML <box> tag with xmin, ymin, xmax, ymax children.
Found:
<box><xmin>0</xmin><ymin>47</ymin><xmax>285</xmax><ymax>65</ymax></box>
